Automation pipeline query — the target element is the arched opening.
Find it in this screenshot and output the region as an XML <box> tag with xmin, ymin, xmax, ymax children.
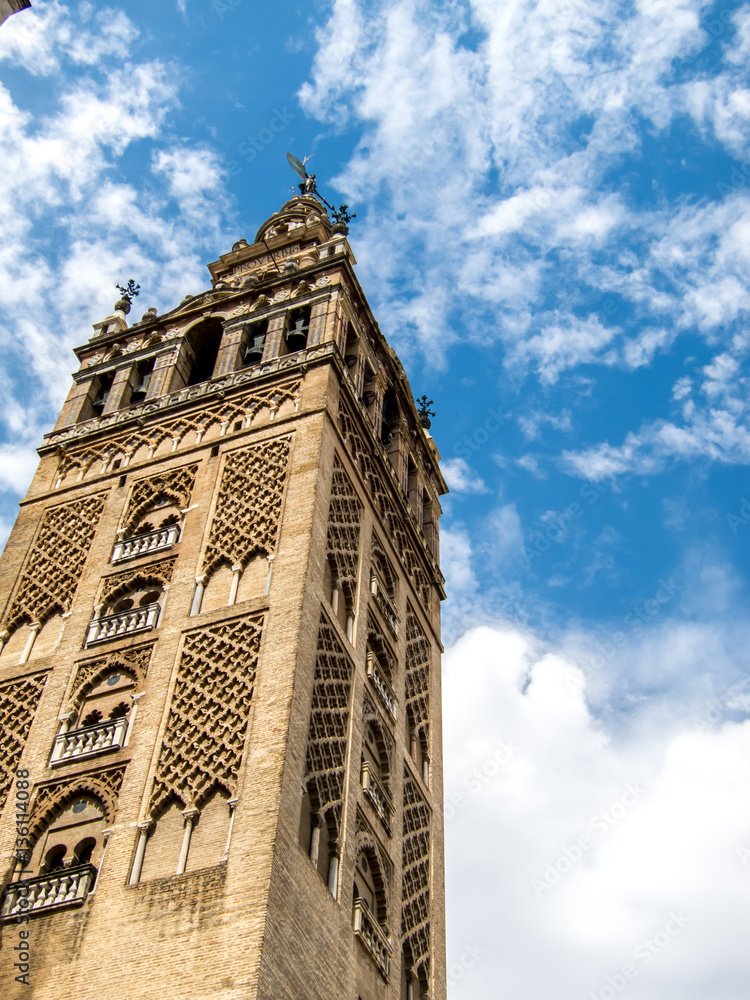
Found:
<box><xmin>371</xmin><ymin>543</ymin><xmax>398</xmax><ymax>638</ymax></box>
<box><xmin>75</xmin><ymin>671</ymin><xmax>136</xmax><ymax>729</ymax></box>
<box><xmin>52</xmin><ymin>668</ymin><xmax>137</xmax><ymax>764</ymax></box>
<box><xmin>139</xmin><ymin>798</ymin><xmax>185</xmax><ymax>881</ymax></box>
<box><xmin>381</xmin><ymin>388</ymin><xmax>399</xmax><ymax>445</ymax></box>
<box><xmin>352</xmin><ymin>843</ymin><xmax>389</xmax><ymax>931</ymax></box>
<box><xmin>42</xmin><ymin>844</ymin><xmax>67</xmax><ymax>874</ymax></box>
<box><xmin>92</xmin><ymin>371</ymin><xmax>115</xmax><ymax>415</ymax></box>
<box><xmin>129</xmin><ymin>357</ymin><xmax>155</xmax><ymax>405</ymax></box>
<box><xmin>74</xmin><ymin>837</ymin><xmax>97</xmax><ymax>865</ymax></box>
<box><xmin>241</xmin><ymin>319</ymin><xmax>268</xmax><ymax>367</ymax></box>
<box><xmin>28</xmin><ymin>797</ymin><xmax>106</xmax><ymax>878</ymax></box>
<box><xmin>285</xmin><ymin>306</ymin><xmax>311</xmax><ymax>354</ymax></box>
<box><xmin>113</xmin><ymin>496</ymin><xmax>181</xmax><ymax>562</ymax></box>
<box><xmin>86</xmin><ymin>582</ymin><xmax>164</xmax><ymax>645</ymax></box>
<box><xmin>353</xmin><ymin>850</ymin><xmax>377</xmax><ymax>916</ymax></box>
<box><xmin>186</xmin><ymin>318</ymin><xmax>224</xmax><ymax>386</ymax></box>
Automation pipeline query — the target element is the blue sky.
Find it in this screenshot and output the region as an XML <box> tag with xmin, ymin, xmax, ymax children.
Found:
<box><xmin>2</xmin><ymin>1</ymin><xmax>750</xmax><ymax>996</ymax></box>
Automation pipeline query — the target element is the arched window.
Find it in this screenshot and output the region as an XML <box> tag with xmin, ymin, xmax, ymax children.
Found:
<box><xmin>41</xmin><ymin>844</ymin><xmax>67</xmax><ymax>874</ymax></box>
<box><xmin>381</xmin><ymin>388</ymin><xmax>399</xmax><ymax>445</ymax></box>
<box><xmin>86</xmin><ymin>583</ymin><xmax>164</xmax><ymax>645</ymax></box>
<box><xmin>52</xmin><ymin>670</ymin><xmax>137</xmax><ymax>764</ymax></box>
<box><xmin>285</xmin><ymin>306</ymin><xmax>311</xmax><ymax>353</ymax></box>
<box><xmin>371</xmin><ymin>544</ymin><xmax>399</xmax><ymax>639</ymax></box>
<box><xmin>74</xmin><ymin>837</ymin><xmax>97</xmax><ymax>865</ymax></box>
<box><xmin>129</xmin><ymin>357</ymin><xmax>155</xmax><ymax>405</ymax></box>
<box><xmin>92</xmin><ymin>371</ymin><xmax>115</xmax><ymax>414</ymax></box>
<box><xmin>2</xmin><ymin>797</ymin><xmax>106</xmax><ymax>917</ymax></box>
<box><xmin>241</xmin><ymin>319</ymin><xmax>267</xmax><ymax>366</ymax></box>
<box><xmin>186</xmin><ymin>318</ymin><xmax>224</xmax><ymax>386</ymax></box>
<box><xmin>33</xmin><ymin>799</ymin><xmax>105</xmax><ymax>872</ymax></box>
<box><xmin>352</xmin><ymin>845</ymin><xmax>391</xmax><ymax>979</ymax></box>
<box><xmin>353</xmin><ymin>850</ymin><xmax>377</xmax><ymax>915</ymax></box>
<box><xmin>77</xmin><ymin>671</ymin><xmax>136</xmax><ymax>728</ymax></box>
<box><xmin>112</xmin><ymin>495</ymin><xmax>182</xmax><ymax>563</ymax></box>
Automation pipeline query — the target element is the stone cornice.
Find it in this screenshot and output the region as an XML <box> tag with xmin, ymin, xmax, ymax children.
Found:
<box><xmin>40</xmin><ymin>342</ymin><xmax>337</xmax><ymax>456</ymax></box>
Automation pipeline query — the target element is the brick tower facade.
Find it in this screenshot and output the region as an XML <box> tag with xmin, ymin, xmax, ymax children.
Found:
<box><xmin>0</xmin><ymin>195</ymin><xmax>448</xmax><ymax>1000</ymax></box>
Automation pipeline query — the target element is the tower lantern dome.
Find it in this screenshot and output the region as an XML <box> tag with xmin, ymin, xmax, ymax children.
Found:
<box><xmin>254</xmin><ymin>195</ymin><xmax>333</xmax><ymax>246</ymax></box>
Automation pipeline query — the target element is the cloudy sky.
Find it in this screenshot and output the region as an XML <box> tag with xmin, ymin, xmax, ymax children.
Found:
<box><xmin>2</xmin><ymin>0</ymin><xmax>750</xmax><ymax>996</ymax></box>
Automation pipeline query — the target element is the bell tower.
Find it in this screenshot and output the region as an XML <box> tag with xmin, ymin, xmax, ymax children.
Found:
<box><xmin>0</xmin><ymin>194</ymin><xmax>448</xmax><ymax>1000</ymax></box>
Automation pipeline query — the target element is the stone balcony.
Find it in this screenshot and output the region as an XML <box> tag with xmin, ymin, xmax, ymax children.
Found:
<box><xmin>371</xmin><ymin>575</ymin><xmax>399</xmax><ymax>638</ymax></box>
<box><xmin>353</xmin><ymin>897</ymin><xmax>391</xmax><ymax>981</ymax></box>
<box><xmin>0</xmin><ymin>864</ymin><xmax>97</xmax><ymax>921</ymax></box>
<box><xmin>50</xmin><ymin>716</ymin><xmax>128</xmax><ymax>766</ymax></box>
<box><xmin>361</xmin><ymin>760</ymin><xmax>393</xmax><ymax>835</ymax></box>
<box><xmin>366</xmin><ymin>652</ymin><xmax>398</xmax><ymax>721</ymax></box>
<box><xmin>86</xmin><ymin>602</ymin><xmax>160</xmax><ymax>646</ymax></box>
<box><xmin>111</xmin><ymin>524</ymin><xmax>179</xmax><ymax>563</ymax></box>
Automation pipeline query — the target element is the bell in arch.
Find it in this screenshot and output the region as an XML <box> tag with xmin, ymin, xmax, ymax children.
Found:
<box><xmin>286</xmin><ymin>312</ymin><xmax>310</xmax><ymax>353</ymax></box>
<box><xmin>244</xmin><ymin>332</ymin><xmax>266</xmax><ymax>365</ymax></box>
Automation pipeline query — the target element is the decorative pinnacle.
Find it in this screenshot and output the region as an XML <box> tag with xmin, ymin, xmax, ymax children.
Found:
<box><xmin>115</xmin><ymin>279</ymin><xmax>141</xmax><ymax>314</ymax></box>
<box><xmin>417</xmin><ymin>395</ymin><xmax>435</xmax><ymax>419</ymax></box>
<box><xmin>332</xmin><ymin>204</ymin><xmax>357</xmax><ymax>226</ymax></box>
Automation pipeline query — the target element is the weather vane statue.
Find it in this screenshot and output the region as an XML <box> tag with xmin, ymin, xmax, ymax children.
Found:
<box><xmin>286</xmin><ymin>152</ymin><xmax>357</xmax><ymax>227</ymax></box>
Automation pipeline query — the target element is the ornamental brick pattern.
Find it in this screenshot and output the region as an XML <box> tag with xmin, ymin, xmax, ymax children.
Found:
<box><xmin>402</xmin><ymin>769</ymin><xmax>431</xmax><ymax>981</ymax></box>
<box><xmin>0</xmin><ymin>673</ymin><xmax>47</xmax><ymax>810</ymax></box>
<box><xmin>325</xmin><ymin>458</ymin><xmax>362</xmax><ymax>610</ymax></box>
<box><xmin>150</xmin><ymin>616</ymin><xmax>262</xmax><ymax>812</ymax></box>
<box><xmin>302</xmin><ymin>614</ymin><xmax>354</xmax><ymax>841</ymax></box>
<box><xmin>2</xmin><ymin>493</ymin><xmax>106</xmax><ymax>632</ymax></box>
<box><xmin>202</xmin><ymin>437</ymin><xmax>291</xmax><ymax>576</ymax></box>
<box><xmin>121</xmin><ymin>463</ymin><xmax>198</xmax><ymax>534</ymax></box>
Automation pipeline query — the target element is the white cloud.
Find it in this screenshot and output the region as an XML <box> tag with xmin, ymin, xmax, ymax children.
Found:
<box><xmin>441</xmin><ymin>457</ymin><xmax>488</xmax><ymax>493</ymax></box>
<box><xmin>0</xmin><ymin>4</ymin><xmax>236</xmax><ymax>531</ymax></box>
<box><xmin>298</xmin><ymin>0</ymin><xmax>750</xmax><ymax>469</ymax></box>
<box><xmin>0</xmin><ymin>2</ymin><xmax>138</xmax><ymax>76</ymax></box>
<box><xmin>444</xmin><ymin>619</ymin><xmax>750</xmax><ymax>999</ymax></box>
<box><xmin>562</xmin><ymin>334</ymin><xmax>750</xmax><ymax>479</ymax></box>
<box><xmin>511</xmin><ymin>312</ymin><xmax>620</xmax><ymax>384</ymax></box>
<box><xmin>0</xmin><ymin>444</ymin><xmax>40</xmax><ymax>493</ymax></box>
<box><xmin>488</xmin><ymin>502</ymin><xmax>524</xmax><ymax>561</ymax></box>
<box><xmin>518</xmin><ymin>408</ymin><xmax>573</xmax><ymax>441</ymax></box>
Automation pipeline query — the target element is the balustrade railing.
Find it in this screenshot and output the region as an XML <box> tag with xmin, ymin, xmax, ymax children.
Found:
<box><xmin>86</xmin><ymin>602</ymin><xmax>160</xmax><ymax>646</ymax></box>
<box><xmin>371</xmin><ymin>574</ymin><xmax>399</xmax><ymax>637</ymax></box>
<box><xmin>361</xmin><ymin>760</ymin><xmax>393</xmax><ymax>834</ymax></box>
<box><xmin>111</xmin><ymin>524</ymin><xmax>179</xmax><ymax>563</ymax></box>
<box><xmin>51</xmin><ymin>716</ymin><xmax>128</xmax><ymax>765</ymax></box>
<box><xmin>366</xmin><ymin>652</ymin><xmax>398</xmax><ymax>720</ymax></box>
<box><xmin>353</xmin><ymin>897</ymin><xmax>391</xmax><ymax>980</ymax></box>
<box><xmin>0</xmin><ymin>864</ymin><xmax>97</xmax><ymax>920</ymax></box>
